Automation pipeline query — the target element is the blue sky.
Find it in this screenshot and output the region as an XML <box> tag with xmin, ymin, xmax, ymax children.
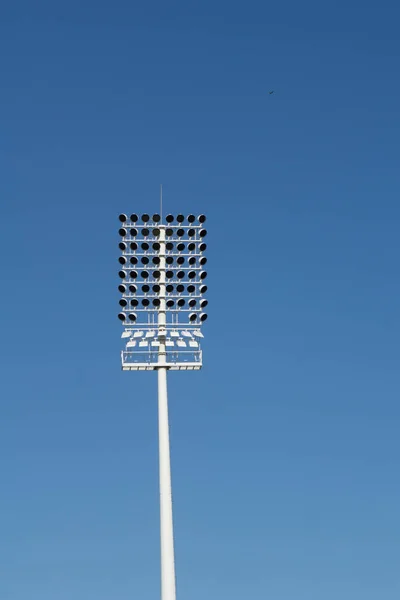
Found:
<box><xmin>1</xmin><ymin>1</ymin><xmax>400</xmax><ymax>598</ymax></box>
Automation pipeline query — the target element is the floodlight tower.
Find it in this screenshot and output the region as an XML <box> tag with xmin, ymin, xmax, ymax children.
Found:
<box><xmin>117</xmin><ymin>212</ymin><xmax>208</xmax><ymax>600</ymax></box>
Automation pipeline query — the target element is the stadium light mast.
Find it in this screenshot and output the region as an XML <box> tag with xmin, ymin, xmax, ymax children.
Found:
<box><xmin>117</xmin><ymin>211</ymin><xmax>208</xmax><ymax>600</ymax></box>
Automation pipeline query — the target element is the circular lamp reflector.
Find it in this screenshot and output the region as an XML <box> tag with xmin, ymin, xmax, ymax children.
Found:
<box><xmin>141</xmin><ymin>256</ymin><xmax>149</xmax><ymax>265</ymax></box>
<box><xmin>141</xmin><ymin>228</ymin><xmax>150</xmax><ymax>237</ymax></box>
<box><xmin>153</xmin><ymin>242</ymin><xmax>161</xmax><ymax>251</ymax></box>
<box><xmin>119</xmin><ymin>298</ymin><xmax>128</xmax><ymax>307</ymax></box>
<box><xmin>118</xmin><ymin>256</ymin><xmax>127</xmax><ymax>265</ymax></box>
<box><xmin>187</xmin><ymin>284</ymin><xmax>195</xmax><ymax>293</ymax></box>
<box><xmin>166</xmin><ymin>228</ymin><xmax>173</xmax><ymax>237</ymax></box>
<box><xmin>166</xmin><ymin>242</ymin><xmax>174</xmax><ymax>251</ymax></box>
<box><xmin>177</xmin><ymin>243</ymin><xmax>185</xmax><ymax>252</ymax></box>
<box><xmin>130</xmin><ymin>256</ymin><xmax>138</xmax><ymax>265</ymax></box>
<box><xmin>187</xmin><ymin>214</ymin><xmax>196</xmax><ymax>223</ymax></box>
<box><xmin>130</xmin><ymin>242</ymin><xmax>138</xmax><ymax>251</ymax></box>
<box><xmin>200</xmin><ymin>256</ymin><xmax>207</xmax><ymax>266</ymax></box>
<box><xmin>198</xmin><ymin>214</ymin><xmax>206</xmax><ymax>223</ymax></box>
<box><xmin>153</xmin><ymin>227</ymin><xmax>161</xmax><ymax>237</ymax></box>
<box><xmin>189</xmin><ymin>313</ymin><xmax>197</xmax><ymax>322</ymax></box>
<box><xmin>130</xmin><ymin>298</ymin><xmax>139</xmax><ymax>307</ymax></box>
<box><xmin>166</xmin><ymin>214</ymin><xmax>174</xmax><ymax>223</ymax></box>
<box><xmin>188</xmin><ymin>228</ymin><xmax>195</xmax><ymax>237</ymax></box>
<box><xmin>129</xmin><ymin>284</ymin><xmax>137</xmax><ymax>293</ymax></box>
<box><xmin>200</xmin><ymin>313</ymin><xmax>208</xmax><ymax>322</ymax></box>
<box><xmin>119</xmin><ymin>228</ymin><xmax>127</xmax><ymax>237</ymax></box>
<box><xmin>129</xmin><ymin>270</ymin><xmax>138</xmax><ymax>279</ymax></box>
<box><xmin>189</xmin><ymin>299</ymin><xmax>196</xmax><ymax>307</ymax></box>
<box><xmin>188</xmin><ymin>242</ymin><xmax>196</xmax><ymax>251</ymax></box>
<box><xmin>177</xmin><ymin>256</ymin><xmax>185</xmax><ymax>265</ymax></box>
<box><xmin>141</xmin><ymin>242</ymin><xmax>149</xmax><ymax>251</ymax></box>
<box><xmin>177</xmin><ymin>298</ymin><xmax>185</xmax><ymax>307</ymax></box>
<box><xmin>199</xmin><ymin>229</ymin><xmax>207</xmax><ymax>238</ymax></box>
<box><xmin>200</xmin><ymin>271</ymin><xmax>207</xmax><ymax>280</ymax></box>
<box><xmin>177</xmin><ymin>228</ymin><xmax>184</xmax><ymax>237</ymax></box>
<box><xmin>166</xmin><ymin>284</ymin><xmax>174</xmax><ymax>293</ymax></box>
<box><xmin>152</xmin><ymin>213</ymin><xmax>161</xmax><ymax>222</ymax></box>
<box><xmin>188</xmin><ymin>256</ymin><xmax>196</xmax><ymax>265</ymax></box>
<box><xmin>152</xmin><ymin>256</ymin><xmax>160</xmax><ymax>265</ymax></box>
<box><xmin>130</xmin><ymin>213</ymin><xmax>138</xmax><ymax>222</ymax></box>
<box><xmin>142</xmin><ymin>298</ymin><xmax>150</xmax><ymax>307</ymax></box>
<box><xmin>166</xmin><ymin>270</ymin><xmax>174</xmax><ymax>279</ymax></box>
<box><xmin>128</xmin><ymin>313</ymin><xmax>137</xmax><ymax>321</ymax></box>
<box><xmin>153</xmin><ymin>298</ymin><xmax>161</xmax><ymax>307</ymax></box>
<box><xmin>166</xmin><ymin>299</ymin><xmax>175</xmax><ymax>307</ymax></box>
<box><xmin>166</xmin><ymin>256</ymin><xmax>174</xmax><ymax>265</ymax></box>
<box><xmin>177</xmin><ymin>270</ymin><xmax>185</xmax><ymax>279</ymax></box>
<box><xmin>153</xmin><ymin>270</ymin><xmax>161</xmax><ymax>279</ymax></box>
<box><xmin>141</xmin><ymin>270</ymin><xmax>149</xmax><ymax>279</ymax></box>
<box><xmin>188</xmin><ymin>270</ymin><xmax>196</xmax><ymax>279</ymax></box>
<box><xmin>119</xmin><ymin>270</ymin><xmax>127</xmax><ymax>279</ymax></box>
<box><xmin>199</xmin><ymin>243</ymin><xmax>207</xmax><ymax>252</ymax></box>
<box><xmin>118</xmin><ymin>284</ymin><xmax>126</xmax><ymax>293</ymax></box>
<box><xmin>152</xmin><ymin>284</ymin><xmax>161</xmax><ymax>293</ymax></box>
<box><xmin>118</xmin><ymin>312</ymin><xmax>126</xmax><ymax>321</ymax></box>
<box><xmin>119</xmin><ymin>242</ymin><xmax>127</xmax><ymax>251</ymax></box>
<box><xmin>176</xmin><ymin>284</ymin><xmax>184</xmax><ymax>293</ymax></box>
<box><xmin>200</xmin><ymin>299</ymin><xmax>208</xmax><ymax>309</ymax></box>
<box><xmin>142</xmin><ymin>284</ymin><xmax>150</xmax><ymax>293</ymax></box>
<box><xmin>200</xmin><ymin>285</ymin><xmax>208</xmax><ymax>294</ymax></box>
<box><xmin>119</xmin><ymin>214</ymin><xmax>128</xmax><ymax>223</ymax></box>
<box><xmin>130</xmin><ymin>228</ymin><xmax>138</xmax><ymax>237</ymax></box>
<box><xmin>141</xmin><ymin>213</ymin><xmax>150</xmax><ymax>223</ymax></box>
<box><xmin>177</xmin><ymin>214</ymin><xmax>185</xmax><ymax>223</ymax></box>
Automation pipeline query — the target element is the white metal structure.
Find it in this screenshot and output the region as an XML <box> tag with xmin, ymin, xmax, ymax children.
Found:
<box><xmin>117</xmin><ymin>212</ymin><xmax>208</xmax><ymax>600</ymax></box>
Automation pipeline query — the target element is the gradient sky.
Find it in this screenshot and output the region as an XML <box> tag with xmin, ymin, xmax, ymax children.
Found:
<box><xmin>1</xmin><ymin>1</ymin><xmax>400</xmax><ymax>599</ymax></box>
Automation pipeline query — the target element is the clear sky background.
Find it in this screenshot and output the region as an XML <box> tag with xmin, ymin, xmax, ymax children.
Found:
<box><xmin>1</xmin><ymin>1</ymin><xmax>399</xmax><ymax>598</ymax></box>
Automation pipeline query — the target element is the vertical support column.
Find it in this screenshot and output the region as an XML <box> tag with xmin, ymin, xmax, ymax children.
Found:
<box><xmin>158</xmin><ymin>226</ymin><xmax>177</xmax><ymax>600</ymax></box>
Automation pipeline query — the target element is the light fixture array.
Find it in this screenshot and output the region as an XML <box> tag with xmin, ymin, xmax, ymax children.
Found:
<box><xmin>117</xmin><ymin>212</ymin><xmax>208</xmax><ymax>370</ymax></box>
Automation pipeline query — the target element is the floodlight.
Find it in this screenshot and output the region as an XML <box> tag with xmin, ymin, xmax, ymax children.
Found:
<box><xmin>117</xmin><ymin>210</ymin><xmax>208</xmax><ymax>600</ymax></box>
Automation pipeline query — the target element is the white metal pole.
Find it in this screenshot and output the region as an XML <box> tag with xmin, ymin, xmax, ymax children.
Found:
<box><xmin>158</xmin><ymin>225</ymin><xmax>177</xmax><ymax>600</ymax></box>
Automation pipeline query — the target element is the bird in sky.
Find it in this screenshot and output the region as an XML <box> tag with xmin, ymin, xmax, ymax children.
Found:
<box><xmin>269</xmin><ymin>90</ymin><xmax>274</xmax><ymax>94</ymax></box>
